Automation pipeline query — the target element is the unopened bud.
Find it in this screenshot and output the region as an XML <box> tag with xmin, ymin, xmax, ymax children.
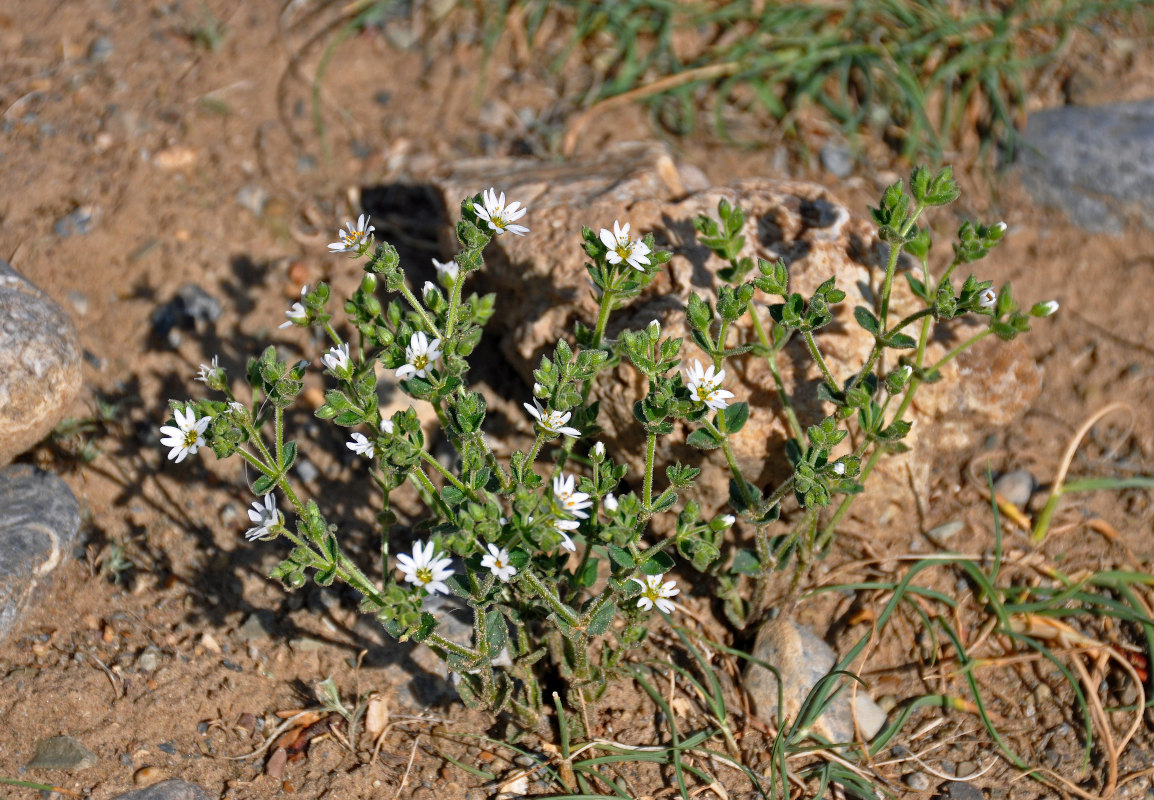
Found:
<box><xmin>592</xmin><ymin>442</ymin><xmax>605</xmax><ymax>460</ymax></box>
<box><xmin>603</xmin><ymin>493</ymin><xmax>618</xmax><ymax>512</ymax></box>
<box><xmin>978</xmin><ymin>287</ymin><xmax>996</xmax><ymax>309</ymax></box>
<box><xmin>1030</xmin><ymin>300</ymin><xmax>1059</xmax><ymax>317</ymax></box>
<box><xmin>832</xmin><ymin>461</ymin><xmax>846</xmax><ymax>476</ymax></box>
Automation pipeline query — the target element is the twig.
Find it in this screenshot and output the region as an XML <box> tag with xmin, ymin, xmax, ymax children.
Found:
<box><xmin>392</xmin><ymin>734</ymin><xmax>420</xmax><ymax>800</ymax></box>
<box><xmin>221</xmin><ymin>710</ymin><xmax>317</xmax><ymax>760</ymax></box>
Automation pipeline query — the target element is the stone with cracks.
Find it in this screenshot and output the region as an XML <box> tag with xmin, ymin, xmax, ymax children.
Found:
<box><xmin>435</xmin><ymin>144</ymin><xmax>1041</xmax><ymax>522</ymax></box>
<box><xmin>0</xmin><ymin>259</ymin><xmax>83</xmax><ymax>465</ymax></box>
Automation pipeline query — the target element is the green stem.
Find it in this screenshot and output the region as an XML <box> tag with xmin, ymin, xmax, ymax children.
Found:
<box><xmin>398</xmin><ymin>284</ymin><xmax>443</xmax><ymax>339</ymax></box>
<box><xmin>749</xmin><ymin>309</ymin><xmax>803</xmax><ymax>441</ymax></box>
<box><xmin>704</xmin><ymin>418</ymin><xmax>755</xmax><ymax>509</ymax></box>
<box><xmin>642</xmin><ymin>431</ymin><xmax>656</xmax><ymax>511</ymax></box>
<box><xmin>887</xmin><ymin>307</ymin><xmax>933</xmax><ymax>335</ymax></box>
<box><xmin>418</xmin><ymin>448</ymin><xmax>473</xmax><ymax>498</ymax></box>
<box><xmin>801</xmin><ymin>330</ymin><xmax>839</xmax><ymax>392</ymax></box>
<box><xmin>526</xmin><ymin>431</ymin><xmax>545</xmax><ymax>466</ymax></box>
<box><xmin>410</xmin><ymin>465</ymin><xmax>455</xmax><ymax>521</ymax></box>
<box><xmin>520</xmin><ymin>570</ymin><xmax>579</xmax><ymax>628</ymax></box>
<box><xmin>878</xmin><ymin>204</ymin><xmax>925</xmax><ymax>334</ymax></box>
<box><xmin>444</xmin><ymin>274</ymin><xmax>465</xmax><ymax>340</ymax></box>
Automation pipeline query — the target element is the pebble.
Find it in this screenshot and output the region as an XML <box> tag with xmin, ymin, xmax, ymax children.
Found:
<box><xmin>955</xmin><ymin>761</ymin><xmax>978</xmax><ymax>778</ymax></box>
<box><xmin>903</xmin><ymin>772</ymin><xmax>930</xmax><ymax>791</ymax></box>
<box><xmin>941</xmin><ymin>780</ymin><xmax>983</xmax><ymax>800</ymax></box>
<box><xmin>157</xmin><ymin>743</ymin><xmax>176</xmax><ymax>755</ymax></box>
<box><xmin>235</xmin><ymin>185</ymin><xmax>268</xmax><ymax>217</ymax></box>
<box><xmin>925</xmin><ymin>520</ymin><xmax>964</xmax><ymax>547</ymax></box>
<box><xmin>819</xmin><ymin>143</ymin><xmax>854</xmax><ymax>178</ymax></box>
<box><xmin>151</xmin><ymin>285</ymin><xmax>222</xmax><ymax>347</ymax></box>
<box><xmin>137</xmin><ymin>645</ymin><xmax>162</xmax><ymax>672</ymax></box>
<box><xmin>134</xmin><ymin>766</ymin><xmax>166</xmax><ymax>786</ymax></box>
<box><xmin>54</xmin><ymin>206</ymin><xmax>99</xmax><ymax>237</ymax></box>
<box><xmin>993</xmin><ymin>470</ymin><xmax>1036</xmax><ymax>508</ymax></box>
<box><xmin>106</xmin><ymin>779</ymin><xmax>213</xmax><ymax>800</ymax></box>
<box><xmin>295</xmin><ymin>457</ymin><xmax>319</xmax><ymax>483</ymax></box>
<box><xmin>222</xmin><ymin>659</ymin><xmax>243</xmax><ymax>672</ymax></box>
<box><xmin>0</xmin><ymin>260</ymin><xmax>83</xmax><ymax>465</ymax></box>
<box><xmin>67</xmin><ymin>291</ymin><xmax>89</xmax><ymax>316</ymax></box>
<box><xmin>0</xmin><ymin>466</ymin><xmax>82</xmax><ymax>643</ymax></box>
<box><xmin>744</xmin><ymin>616</ymin><xmax>888</xmax><ymax>742</ymax></box>
<box><xmin>236</xmin><ymin>610</ymin><xmax>277</xmax><ymax>641</ymax></box>
<box><xmin>88</xmin><ymin>35</ymin><xmax>114</xmax><ymax>62</ymax></box>
<box><xmin>26</xmin><ymin>735</ymin><xmax>99</xmax><ymax>770</ymax></box>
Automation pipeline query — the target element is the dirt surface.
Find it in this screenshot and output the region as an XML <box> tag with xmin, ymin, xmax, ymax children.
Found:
<box><xmin>2</xmin><ymin>2</ymin><xmax>1154</xmax><ymax>799</ymax></box>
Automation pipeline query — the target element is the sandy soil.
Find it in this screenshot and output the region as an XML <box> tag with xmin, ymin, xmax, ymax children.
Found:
<box><xmin>2</xmin><ymin>2</ymin><xmax>1153</xmax><ymax>799</ymax></box>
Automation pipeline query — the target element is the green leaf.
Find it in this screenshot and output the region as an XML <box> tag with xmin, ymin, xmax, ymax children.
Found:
<box><xmin>639</xmin><ymin>550</ymin><xmax>675</xmax><ymax>575</ymax></box>
<box><xmin>730</xmin><ymin>549</ymin><xmax>761</xmax><ymax>575</ymax></box>
<box><xmin>573</xmin><ymin>557</ymin><xmax>599</xmax><ymax>589</ymax></box>
<box><xmin>722</xmin><ymin>402</ymin><xmax>749</xmax><ymax>434</ymax></box>
<box><xmin>252</xmin><ymin>474</ymin><xmax>275</xmax><ymax>495</ymax></box>
<box><xmin>853</xmin><ymin>306</ymin><xmax>879</xmax><ymax>334</ymax></box>
<box><xmin>586</xmin><ymin>600</ymin><xmax>617</xmax><ymax>636</ymax></box>
<box><xmin>608</xmin><ymin>545</ymin><xmax>634</xmax><ymax>570</ymax></box>
<box><xmin>686</xmin><ymin>427</ymin><xmax>723</xmax><ymax>450</ymax></box>
<box><xmin>282</xmin><ymin>440</ymin><xmax>298</xmax><ymax>471</ymax></box>
<box><xmin>882</xmin><ymin>332</ymin><xmax>918</xmax><ymax>349</ymax></box>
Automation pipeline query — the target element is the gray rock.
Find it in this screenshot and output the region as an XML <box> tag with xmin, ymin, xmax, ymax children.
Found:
<box><xmin>236</xmin><ymin>610</ymin><xmax>277</xmax><ymax>641</ymax></box>
<box><xmin>820</xmin><ymin>143</ymin><xmax>854</xmax><ymax>178</ymax></box>
<box><xmin>744</xmin><ymin>617</ymin><xmax>887</xmax><ymax>744</ymax></box>
<box><xmin>151</xmin><ymin>285</ymin><xmax>222</xmax><ymax>348</ymax></box>
<box><xmin>0</xmin><ymin>465</ymin><xmax>82</xmax><ymax>643</ymax></box>
<box><xmin>904</xmin><ymin>772</ymin><xmax>931</xmax><ymax>791</ymax></box>
<box><xmin>137</xmin><ymin>645</ymin><xmax>162</xmax><ymax>672</ymax></box>
<box><xmin>993</xmin><ymin>469</ymin><xmax>1036</xmax><ymax>509</ymax></box>
<box><xmin>939</xmin><ymin>780</ymin><xmax>983</xmax><ymax>800</ymax></box>
<box><xmin>1017</xmin><ymin>99</ymin><xmax>1154</xmax><ymax>233</ymax></box>
<box><xmin>0</xmin><ymin>260</ymin><xmax>83</xmax><ymax>465</ymax></box>
<box><xmin>235</xmin><ymin>185</ymin><xmax>268</xmax><ymax>217</ymax></box>
<box><xmin>925</xmin><ymin>520</ymin><xmax>964</xmax><ymax>548</ymax></box>
<box><xmin>26</xmin><ymin>735</ymin><xmax>98</xmax><ymax>770</ymax></box>
<box><xmin>87</xmin><ymin>35</ymin><xmax>114</xmax><ymax>62</ymax></box>
<box><xmin>54</xmin><ymin>207</ymin><xmax>99</xmax><ymax>237</ymax></box>
<box><xmin>107</xmin><ymin>780</ymin><xmax>214</xmax><ymax>800</ymax></box>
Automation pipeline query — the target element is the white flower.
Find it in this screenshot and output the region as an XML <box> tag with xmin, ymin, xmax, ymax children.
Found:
<box><xmin>280</xmin><ymin>286</ymin><xmax>309</xmax><ymax>329</ymax></box>
<box><xmin>396</xmin><ymin>331</ymin><xmax>443</xmax><ymax>380</ymax></box>
<box><xmin>603</xmin><ymin>492</ymin><xmax>618</xmax><ymax>512</ymax></box>
<box><xmin>396</xmin><ymin>540</ymin><xmax>454</xmax><ymax>596</ymax></box>
<box><xmin>322</xmin><ymin>342</ymin><xmax>351</xmax><ymax>375</ymax></box>
<box><xmin>158</xmin><ymin>406</ymin><xmax>211</xmax><ymax>464</ymax></box>
<box><xmin>196</xmin><ymin>355</ymin><xmax>221</xmax><ymax>385</ymax></box>
<box><xmin>244</xmin><ymin>494</ymin><xmax>279</xmax><ymax>541</ymax></box>
<box><xmin>380</xmin><ymin>417</ymin><xmax>394</xmax><ymax>435</ymax></box>
<box><xmin>473</xmin><ymin>188</ymin><xmax>529</xmax><ymax>237</ymax></box>
<box><xmin>548</xmin><ymin>516</ymin><xmax>580</xmax><ymax>552</ymax></box>
<box><xmin>228</xmin><ymin>401</ymin><xmax>247</xmax><ymax>416</ymax></box>
<box><xmin>720</xmin><ymin>514</ymin><xmax>736</xmax><ymax>527</ymax></box>
<box><xmin>552</xmin><ymin>473</ymin><xmax>592</xmax><ymax>519</ymax></box>
<box><xmin>481</xmin><ymin>544</ymin><xmax>517</xmax><ymax>582</ymax></box>
<box><xmin>347</xmin><ymin>432</ymin><xmax>374</xmax><ymax>459</ymax></box>
<box><xmin>832</xmin><ymin>462</ymin><xmax>846</xmax><ymax>476</ymax></box>
<box><xmin>632</xmin><ymin>574</ymin><xmax>680</xmax><ymax>614</ymax></box>
<box><xmin>685</xmin><ymin>359</ymin><xmax>735</xmax><ymax>411</ymax></box>
<box><xmin>599</xmin><ymin>220</ymin><xmax>651</xmax><ymax>271</ymax></box>
<box><xmin>433</xmin><ymin>258</ymin><xmax>459</xmax><ymax>284</ymax></box>
<box><xmin>524</xmin><ymin>400</ymin><xmax>581</xmax><ymax>438</ymax></box>
<box><xmin>978</xmin><ymin>288</ymin><xmax>997</xmax><ymax>309</ymax></box>
<box><xmin>422</xmin><ymin>280</ymin><xmax>436</xmax><ymax>297</ymax></box>
<box><xmin>592</xmin><ymin>442</ymin><xmax>605</xmax><ymax>460</ymax></box>
<box><xmin>328</xmin><ymin>214</ymin><xmax>374</xmax><ymax>253</ymax></box>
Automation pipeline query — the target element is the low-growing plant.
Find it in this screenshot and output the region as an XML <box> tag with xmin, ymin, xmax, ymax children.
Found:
<box><xmin>161</xmin><ymin>167</ymin><xmax>1057</xmax><ymax>734</ymax></box>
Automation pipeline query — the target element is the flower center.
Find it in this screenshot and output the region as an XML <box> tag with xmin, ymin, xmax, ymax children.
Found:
<box><xmin>492</xmin><ymin>215</ymin><xmax>507</xmax><ymax>230</ymax></box>
<box><xmin>413</xmin><ymin>354</ymin><xmax>429</xmax><ymax>370</ymax></box>
<box><xmin>183</xmin><ymin>430</ymin><xmax>199</xmax><ymax>448</ymax></box>
<box><xmin>416</xmin><ymin>567</ymin><xmax>433</xmax><ymax>584</ymax></box>
<box><xmin>344</xmin><ymin>231</ymin><xmax>361</xmax><ymax>245</ymax></box>
<box><xmin>616</xmin><ymin>243</ymin><xmax>632</xmax><ymax>260</ymax></box>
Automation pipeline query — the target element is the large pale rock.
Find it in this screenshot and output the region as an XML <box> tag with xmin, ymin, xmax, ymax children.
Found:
<box><xmin>0</xmin><ymin>465</ymin><xmax>83</xmax><ymax>643</ymax></box>
<box><xmin>435</xmin><ymin>145</ymin><xmax>1041</xmax><ymax>518</ymax></box>
<box><xmin>0</xmin><ymin>259</ymin><xmax>82</xmax><ymax>465</ymax></box>
<box><xmin>745</xmin><ymin>616</ymin><xmax>887</xmax><ymax>743</ymax></box>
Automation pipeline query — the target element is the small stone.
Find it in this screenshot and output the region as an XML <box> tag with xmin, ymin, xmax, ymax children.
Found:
<box><xmin>235</xmin><ymin>185</ymin><xmax>268</xmax><ymax>217</ymax></box>
<box><xmin>151</xmin><ymin>285</ymin><xmax>222</xmax><ymax>348</ymax></box>
<box><xmin>156</xmin><ymin>742</ymin><xmax>176</xmax><ymax>755</ymax></box>
<box><xmin>993</xmin><ymin>470</ymin><xmax>1036</xmax><ymax>508</ymax></box>
<box><xmin>88</xmin><ymin>35</ymin><xmax>114</xmax><ymax>62</ymax></box>
<box><xmin>876</xmin><ymin>694</ymin><xmax>897</xmax><ymax>713</ymax></box>
<box><xmin>288</xmin><ymin>637</ymin><xmax>326</xmax><ymax>652</ymax></box>
<box><xmin>66</xmin><ymin>291</ymin><xmax>89</xmax><ymax>316</ymax></box>
<box><xmin>54</xmin><ymin>206</ymin><xmax>99</xmax><ymax>237</ymax></box>
<box><xmin>820</xmin><ymin>143</ymin><xmax>854</xmax><ymax>178</ymax></box>
<box><xmin>236</xmin><ymin>610</ymin><xmax>277</xmax><ymax>641</ymax></box>
<box><xmin>106</xmin><ymin>779</ymin><xmax>213</xmax><ymax>800</ymax></box>
<box><xmin>222</xmin><ymin>659</ymin><xmax>243</xmax><ymax>672</ymax></box>
<box><xmin>294</xmin><ymin>457</ymin><xmax>319</xmax><ymax>483</ymax></box>
<box><xmin>941</xmin><ymin>780</ymin><xmax>983</xmax><ymax>800</ymax></box>
<box><xmin>0</xmin><ymin>466</ymin><xmax>82</xmax><ymax>643</ymax></box>
<box><xmin>153</xmin><ymin>147</ymin><xmax>197</xmax><ymax>171</ymax></box>
<box><xmin>199</xmin><ymin>632</ymin><xmax>221</xmax><ymax>654</ymax></box>
<box><xmin>744</xmin><ymin>617</ymin><xmax>887</xmax><ymax>743</ymax></box>
<box><xmin>903</xmin><ymin>772</ymin><xmax>930</xmax><ymax>791</ymax></box>
<box><xmin>26</xmin><ymin>735</ymin><xmax>98</xmax><ymax>770</ymax></box>
<box><xmin>955</xmin><ymin>761</ymin><xmax>978</xmax><ymax>778</ymax></box>
<box><xmin>137</xmin><ymin>645</ymin><xmax>162</xmax><ymax>672</ymax></box>
<box><xmin>925</xmin><ymin>520</ymin><xmax>964</xmax><ymax>547</ymax></box>
<box><xmin>0</xmin><ymin>260</ymin><xmax>83</xmax><ymax>464</ymax></box>
<box><xmin>133</xmin><ymin>766</ymin><xmax>165</xmax><ymax>786</ymax></box>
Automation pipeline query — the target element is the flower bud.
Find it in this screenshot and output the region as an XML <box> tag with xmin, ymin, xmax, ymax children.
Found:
<box><xmin>978</xmin><ymin>287</ymin><xmax>996</xmax><ymax>309</ymax></box>
<box><xmin>647</xmin><ymin>319</ymin><xmax>661</xmax><ymax>341</ymax></box>
<box><xmin>603</xmin><ymin>492</ymin><xmax>618</xmax><ymax>512</ymax></box>
<box><xmin>533</xmin><ymin>382</ymin><xmax>548</xmax><ymax>398</ymax></box>
<box><xmin>1029</xmin><ymin>300</ymin><xmax>1059</xmax><ymax>317</ymax></box>
<box><xmin>360</xmin><ymin>273</ymin><xmax>378</xmax><ymax>294</ymax></box>
<box><xmin>592</xmin><ymin>442</ymin><xmax>605</xmax><ymax>460</ymax></box>
<box><xmin>832</xmin><ymin>461</ymin><xmax>846</xmax><ymax>476</ymax></box>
